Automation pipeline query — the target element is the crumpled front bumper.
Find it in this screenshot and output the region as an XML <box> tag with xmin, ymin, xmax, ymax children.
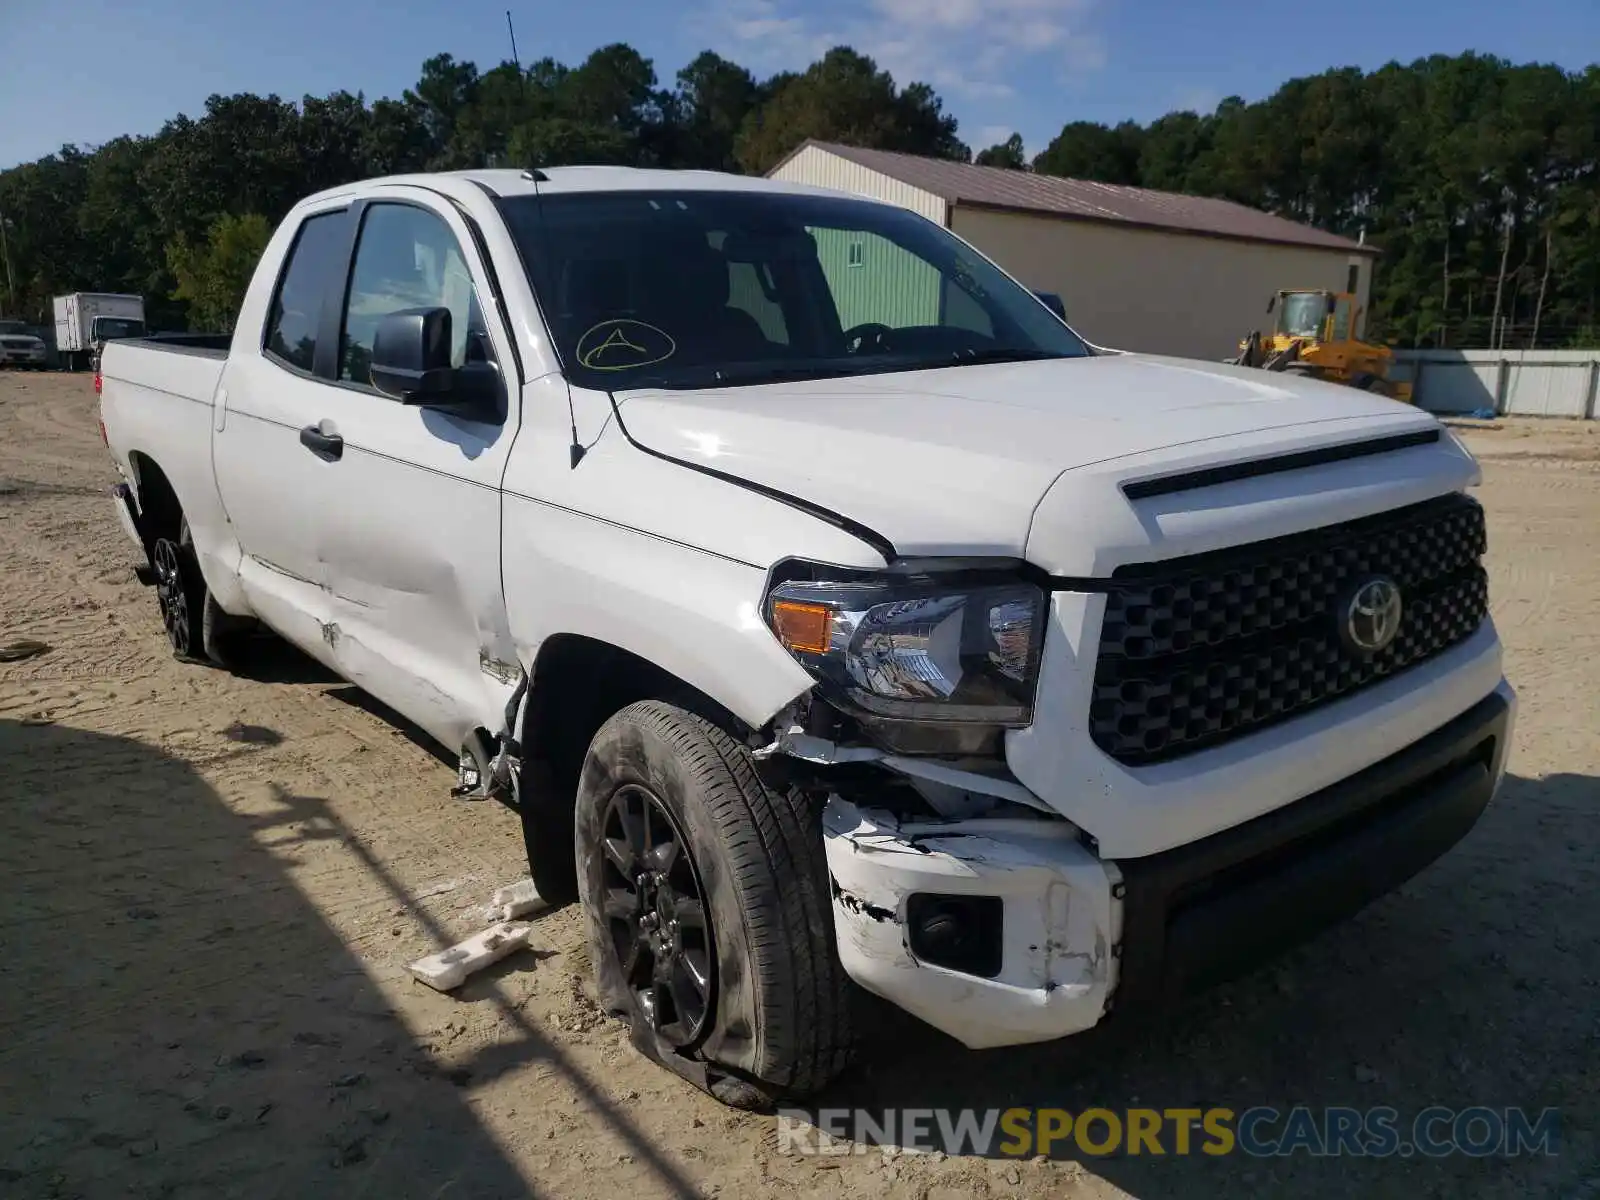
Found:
<box><xmin>821</xmin><ymin>681</ymin><xmax>1514</xmax><ymax>1051</ymax></box>
<box><xmin>822</xmin><ymin>800</ymin><xmax>1121</xmax><ymax>1050</ymax></box>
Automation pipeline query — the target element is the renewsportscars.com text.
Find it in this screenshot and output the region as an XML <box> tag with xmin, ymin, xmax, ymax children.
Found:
<box><xmin>776</xmin><ymin>1106</ymin><xmax>1560</xmax><ymax>1159</ymax></box>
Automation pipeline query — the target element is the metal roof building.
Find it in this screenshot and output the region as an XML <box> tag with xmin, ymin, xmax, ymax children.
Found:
<box><xmin>769</xmin><ymin>140</ymin><xmax>1378</xmax><ymax>361</ymax></box>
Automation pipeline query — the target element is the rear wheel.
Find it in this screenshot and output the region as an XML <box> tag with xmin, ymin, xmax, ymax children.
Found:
<box><xmin>150</xmin><ymin>525</ymin><xmax>205</xmax><ymax>661</ymax></box>
<box><xmin>149</xmin><ymin>520</ymin><xmax>240</xmax><ymax>667</ymax></box>
<box><xmin>575</xmin><ymin>701</ymin><xmax>854</xmax><ymax>1107</ymax></box>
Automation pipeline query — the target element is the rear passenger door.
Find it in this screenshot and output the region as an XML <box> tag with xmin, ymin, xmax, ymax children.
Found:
<box><xmin>214</xmin><ymin>202</ymin><xmax>354</xmax><ymax>666</ymax></box>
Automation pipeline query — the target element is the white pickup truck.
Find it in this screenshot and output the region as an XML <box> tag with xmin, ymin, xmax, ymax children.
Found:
<box><xmin>99</xmin><ymin>167</ymin><xmax>1515</xmax><ymax>1107</ymax></box>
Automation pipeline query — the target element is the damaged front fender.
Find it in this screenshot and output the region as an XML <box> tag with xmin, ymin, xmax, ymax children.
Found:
<box><xmin>822</xmin><ymin>797</ymin><xmax>1122</xmax><ymax>1050</ymax></box>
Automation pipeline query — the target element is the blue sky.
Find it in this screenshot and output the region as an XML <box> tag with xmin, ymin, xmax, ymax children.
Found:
<box><xmin>4</xmin><ymin>0</ymin><xmax>1596</xmax><ymax>169</ymax></box>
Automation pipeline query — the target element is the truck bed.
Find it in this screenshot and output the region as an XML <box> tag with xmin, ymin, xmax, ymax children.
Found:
<box><xmin>99</xmin><ymin>336</ymin><xmax>232</xmax><ymax>567</ymax></box>
<box><xmin>116</xmin><ymin>334</ymin><xmax>232</xmax><ymax>357</ymax></box>
<box><xmin>102</xmin><ymin>336</ymin><xmax>230</xmax><ymax>402</ymax></box>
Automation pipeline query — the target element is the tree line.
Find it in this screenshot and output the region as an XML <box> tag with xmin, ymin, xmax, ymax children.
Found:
<box><xmin>1</xmin><ymin>45</ymin><xmax>1595</xmax><ymax>348</ymax></box>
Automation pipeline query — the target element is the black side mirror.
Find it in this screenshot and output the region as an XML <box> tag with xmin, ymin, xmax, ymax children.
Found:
<box><xmin>1266</xmin><ymin>294</ymin><xmax>1277</xmax><ymax>314</ymax></box>
<box><xmin>371</xmin><ymin>307</ymin><xmax>502</xmax><ymax>419</ymax></box>
<box><xmin>372</xmin><ymin>308</ymin><xmax>455</xmax><ymax>401</ymax></box>
<box><xmin>1033</xmin><ymin>290</ymin><xmax>1066</xmax><ymax>321</ymax></box>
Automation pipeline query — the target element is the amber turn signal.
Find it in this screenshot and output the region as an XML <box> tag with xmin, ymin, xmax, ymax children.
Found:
<box><xmin>770</xmin><ymin>599</ymin><xmax>833</xmax><ymax>655</ymax></box>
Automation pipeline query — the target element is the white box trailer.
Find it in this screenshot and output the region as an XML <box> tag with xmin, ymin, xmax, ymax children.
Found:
<box><xmin>53</xmin><ymin>293</ymin><xmax>146</xmax><ymax>370</ymax></box>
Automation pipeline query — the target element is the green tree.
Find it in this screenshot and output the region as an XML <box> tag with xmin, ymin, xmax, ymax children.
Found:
<box><xmin>734</xmin><ymin>48</ymin><xmax>967</xmax><ymax>174</ymax></box>
<box><xmin>405</xmin><ymin>53</ymin><xmax>479</xmax><ymax>166</ymax></box>
<box><xmin>675</xmin><ymin>51</ymin><xmax>762</xmax><ymax>172</ymax></box>
<box><xmin>975</xmin><ymin>133</ymin><xmax>1026</xmax><ymax>169</ymax></box>
<box><xmin>167</xmin><ymin>212</ymin><xmax>272</xmax><ymax>332</ymax></box>
<box><xmin>5</xmin><ymin>48</ymin><xmax>1600</xmax><ymax>350</ymax></box>
<box><xmin>1033</xmin><ymin>121</ymin><xmax>1142</xmax><ymax>183</ymax></box>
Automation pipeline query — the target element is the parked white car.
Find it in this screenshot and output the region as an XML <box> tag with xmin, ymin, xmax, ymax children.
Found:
<box><xmin>0</xmin><ymin>322</ymin><xmax>47</xmax><ymax>368</ymax></box>
<box><xmin>98</xmin><ymin>167</ymin><xmax>1515</xmax><ymax>1106</ymax></box>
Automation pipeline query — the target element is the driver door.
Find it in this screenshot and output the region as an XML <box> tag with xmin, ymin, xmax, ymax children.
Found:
<box><xmin>311</xmin><ymin>192</ymin><xmax>522</xmax><ymax>751</ymax></box>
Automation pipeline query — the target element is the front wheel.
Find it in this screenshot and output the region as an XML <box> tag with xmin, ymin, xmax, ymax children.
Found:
<box><xmin>575</xmin><ymin>701</ymin><xmax>854</xmax><ymax>1107</ymax></box>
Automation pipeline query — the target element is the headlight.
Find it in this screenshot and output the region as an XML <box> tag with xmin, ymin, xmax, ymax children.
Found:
<box><xmin>765</xmin><ymin>570</ymin><xmax>1046</xmax><ymax>726</ymax></box>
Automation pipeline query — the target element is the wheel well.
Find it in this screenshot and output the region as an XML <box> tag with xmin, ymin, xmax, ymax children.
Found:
<box><xmin>128</xmin><ymin>453</ymin><xmax>182</xmax><ymax>543</ymax></box>
<box><xmin>517</xmin><ymin>634</ymin><xmax>754</xmax><ymax>903</ymax></box>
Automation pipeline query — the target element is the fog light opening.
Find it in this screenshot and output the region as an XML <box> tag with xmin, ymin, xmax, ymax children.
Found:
<box><xmin>906</xmin><ymin>893</ymin><xmax>1004</xmax><ymax>979</ymax></box>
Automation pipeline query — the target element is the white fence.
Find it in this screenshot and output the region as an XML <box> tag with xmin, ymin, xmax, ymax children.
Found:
<box><xmin>1392</xmin><ymin>349</ymin><xmax>1600</xmax><ymax>419</ymax></box>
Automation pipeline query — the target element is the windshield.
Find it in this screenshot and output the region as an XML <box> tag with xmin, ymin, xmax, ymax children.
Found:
<box><xmin>496</xmin><ymin>190</ymin><xmax>1091</xmax><ymax>391</ymax></box>
<box><xmin>1276</xmin><ymin>292</ymin><xmax>1328</xmax><ymax>339</ymax></box>
<box><xmin>93</xmin><ymin>317</ymin><xmax>147</xmax><ymax>341</ymax></box>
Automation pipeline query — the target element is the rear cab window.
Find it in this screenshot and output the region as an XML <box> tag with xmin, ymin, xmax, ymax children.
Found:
<box><xmin>263</xmin><ymin>211</ymin><xmax>348</xmax><ymax>372</ymax></box>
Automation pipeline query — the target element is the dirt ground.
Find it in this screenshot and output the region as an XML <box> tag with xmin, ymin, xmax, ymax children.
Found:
<box><xmin>1</xmin><ymin>371</ymin><xmax>1595</xmax><ymax>1199</ymax></box>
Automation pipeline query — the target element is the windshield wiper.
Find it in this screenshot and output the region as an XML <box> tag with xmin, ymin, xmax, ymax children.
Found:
<box><xmin>630</xmin><ymin>362</ymin><xmax>885</xmax><ymax>390</ymax></box>
<box><xmin>946</xmin><ymin>347</ymin><xmax>1077</xmax><ymax>367</ymax></box>
<box><xmin>714</xmin><ymin>363</ymin><xmax>884</xmax><ymax>386</ymax></box>
<box><xmin>870</xmin><ymin>347</ymin><xmax>1082</xmax><ymax>374</ymax></box>
<box><xmin>608</xmin><ymin>349</ymin><xmax>1078</xmax><ymax>392</ymax></box>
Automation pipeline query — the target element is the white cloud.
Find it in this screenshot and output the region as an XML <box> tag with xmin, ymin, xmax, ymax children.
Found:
<box><xmin>699</xmin><ymin>0</ymin><xmax>839</xmax><ymax>67</ymax></box>
<box><xmin>698</xmin><ymin>0</ymin><xmax>1107</xmax><ymax>108</ymax></box>
<box><xmin>977</xmin><ymin>124</ymin><xmax>1017</xmax><ymax>147</ymax></box>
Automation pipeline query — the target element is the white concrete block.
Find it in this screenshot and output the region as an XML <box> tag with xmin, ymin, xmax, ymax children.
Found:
<box><xmin>407</xmin><ymin>922</ymin><xmax>533</xmax><ymax>992</ymax></box>
<box><xmin>483</xmin><ymin>878</ymin><xmax>546</xmax><ymax>923</ymax></box>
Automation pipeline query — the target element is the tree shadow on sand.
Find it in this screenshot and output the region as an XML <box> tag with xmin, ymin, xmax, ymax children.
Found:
<box><xmin>0</xmin><ymin>720</ymin><xmax>699</xmax><ymax>1199</ymax></box>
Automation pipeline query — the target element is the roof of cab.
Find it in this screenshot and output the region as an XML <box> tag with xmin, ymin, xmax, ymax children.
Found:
<box><xmin>297</xmin><ymin>166</ymin><xmax>870</xmax><ymax>209</ymax></box>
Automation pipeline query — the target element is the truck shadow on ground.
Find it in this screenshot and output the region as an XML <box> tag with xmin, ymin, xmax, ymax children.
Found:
<box><xmin>0</xmin><ymin>720</ymin><xmax>698</xmax><ymax>1199</ymax></box>
<box><xmin>832</xmin><ymin>769</ymin><xmax>1597</xmax><ymax>1199</ymax></box>
<box><xmin>228</xmin><ymin>636</ymin><xmax>455</xmax><ymax>768</ymax></box>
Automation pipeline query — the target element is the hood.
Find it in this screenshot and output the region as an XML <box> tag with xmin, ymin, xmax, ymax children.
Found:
<box><xmin>613</xmin><ymin>353</ymin><xmax>1437</xmax><ymax>559</ymax></box>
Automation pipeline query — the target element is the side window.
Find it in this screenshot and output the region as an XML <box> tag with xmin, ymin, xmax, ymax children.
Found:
<box><xmin>1331</xmin><ymin>296</ymin><xmax>1353</xmax><ymax>342</ymax></box>
<box><xmin>264</xmin><ymin>211</ymin><xmax>347</xmax><ymax>371</ymax></box>
<box><xmin>340</xmin><ymin>204</ymin><xmax>489</xmax><ymax>388</ymax></box>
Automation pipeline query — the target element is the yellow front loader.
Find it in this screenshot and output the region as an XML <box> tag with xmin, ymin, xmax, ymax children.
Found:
<box><xmin>1234</xmin><ymin>289</ymin><xmax>1412</xmax><ymax>402</ymax></box>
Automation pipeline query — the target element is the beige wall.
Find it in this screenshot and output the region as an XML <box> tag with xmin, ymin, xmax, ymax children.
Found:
<box><xmin>951</xmin><ymin>206</ymin><xmax>1374</xmax><ymax>362</ymax></box>
<box><xmin>771</xmin><ymin>145</ymin><xmax>948</xmax><ymax>225</ymax></box>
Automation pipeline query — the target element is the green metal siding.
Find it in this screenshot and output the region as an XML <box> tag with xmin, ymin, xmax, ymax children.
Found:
<box><xmin>809</xmin><ymin>228</ymin><xmax>940</xmax><ymax>329</ymax></box>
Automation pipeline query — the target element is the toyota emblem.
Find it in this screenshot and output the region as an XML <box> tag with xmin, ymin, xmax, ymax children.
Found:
<box><xmin>1340</xmin><ymin>577</ymin><xmax>1404</xmax><ymax>656</ymax></box>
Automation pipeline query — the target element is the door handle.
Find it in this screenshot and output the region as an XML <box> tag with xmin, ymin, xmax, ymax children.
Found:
<box><xmin>299</xmin><ymin>424</ymin><xmax>344</xmax><ymax>462</ymax></box>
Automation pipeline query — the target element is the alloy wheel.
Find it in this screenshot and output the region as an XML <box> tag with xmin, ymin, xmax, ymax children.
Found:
<box><xmin>151</xmin><ymin>538</ymin><xmax>191</xmax><ymax>655</ymax></box>
<box><xmin>600</xmin><ymin>783</ymin><xmax>714</xmax><ymax>1047</ymax></box>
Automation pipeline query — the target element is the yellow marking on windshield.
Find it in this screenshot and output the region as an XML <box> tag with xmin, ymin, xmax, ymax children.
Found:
<box><xmin>576</xmin><ymin>319</ymin><xmax>677</xmax><ymax>371</ymax></box>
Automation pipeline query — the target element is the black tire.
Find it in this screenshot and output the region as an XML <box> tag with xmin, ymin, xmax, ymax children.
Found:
<box><xmin>575</xmin><ymin>700</ymin><xmax>854</xmax><ymax>1107</ymax></box>
<box><xmin>149</xmin><ymin>520</ymin><xmax>239</xmax><ymax>667</ymax></box>
<box><xmin>150</xmin><ymin>521</ymin><xmax>207</xmax><ymax>662</ymax></box>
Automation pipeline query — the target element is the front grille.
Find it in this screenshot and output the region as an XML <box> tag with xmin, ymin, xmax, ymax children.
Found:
<box><xmin>1090</xmin><ymin>494</ymin><xmax>1489</xmax><ymax>765</ymax></box>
